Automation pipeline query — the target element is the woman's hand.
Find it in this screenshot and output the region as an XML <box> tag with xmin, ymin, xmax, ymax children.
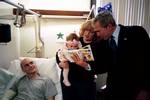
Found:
<box><xmin>71</xmin><ymin>53</ymin><xmax>88</xmax><ymax>69</ymax></box>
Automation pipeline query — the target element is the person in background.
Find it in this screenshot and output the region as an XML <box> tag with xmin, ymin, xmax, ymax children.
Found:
<box><xmin>93</xmin><ymin>11</ymin><xmax>150</xmax><ymax>100</ymax></box>
<box><xmin>56</xmin><ymin>32</ymin><xmax>96</xmax><ymax>100</ymax></box>
<box><xmin>57</xmin><ymin>33</ymin><xmax>82</xmax><ymax>87</ymax></box>
<box><xmin>2</xmin><ymin>58</ymin><xmax>57</xmax><ymax>100</ymax></box>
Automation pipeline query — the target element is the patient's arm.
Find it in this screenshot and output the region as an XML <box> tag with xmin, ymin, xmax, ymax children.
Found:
<box><xmin>2</xmin><ymin>89</ymin><xmax>16</xmax><ymax>100</ymax></box>
<box><xmin>48</xmin><ymin>96</ymin><xmax>54</xmax><ymax>100</ymax></box>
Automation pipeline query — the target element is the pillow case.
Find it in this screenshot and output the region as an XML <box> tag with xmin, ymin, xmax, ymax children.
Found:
<box><xmin>8</xmin><ymin>57</ymin><xmax>59</xmax><ymax>83</ymax></box>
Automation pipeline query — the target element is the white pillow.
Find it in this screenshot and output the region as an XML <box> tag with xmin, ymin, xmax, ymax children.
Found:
<box><xmin>8</xmin><ymin>57</ymin><xmax>59</xmax><ymax>83</ymax></box>
<box><xmin>8</xmin><ymin>60</ymin><xmax>24</xmax><ymax>77</ymax></box>
<box><xmin>35</xmin><ymin>57</ymin><xmax>60</xmax><ymax>83</ymax></box>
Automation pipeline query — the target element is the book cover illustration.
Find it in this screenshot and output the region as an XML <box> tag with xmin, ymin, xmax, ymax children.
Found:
<box><xmin>63</xmin><ymin>45</ymin><xmax>94</xmax><ymax>62</ymax></box>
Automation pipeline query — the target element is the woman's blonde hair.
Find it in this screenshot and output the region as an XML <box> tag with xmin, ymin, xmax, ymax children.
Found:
<box><xmin>79</xmin><ymin>19</ymin><xmax>94</xmax><ymax>37</ymax></box>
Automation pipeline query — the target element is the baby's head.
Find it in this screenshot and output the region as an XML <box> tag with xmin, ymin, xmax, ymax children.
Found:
<box><xmin>66</xmin><ymin>33</ymin><xmax>81</xmax><ymax>49</ymax></box>
<box><xmin>66</xmin><ymin>39</ymin><xmax>79</xmax><ymax>49</ymax></box>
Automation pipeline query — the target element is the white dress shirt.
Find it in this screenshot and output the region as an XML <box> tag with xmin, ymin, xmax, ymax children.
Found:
<box><xmin>112</xmin><ymin>25</ymin><xmax>120</xmax><ymax>45</ymax></box>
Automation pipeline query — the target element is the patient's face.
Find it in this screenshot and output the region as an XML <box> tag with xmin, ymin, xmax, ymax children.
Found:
<box><xmin>21</xmin><ymin>58</ymin><xmax>38</xmax><ymax>74</ymax></box>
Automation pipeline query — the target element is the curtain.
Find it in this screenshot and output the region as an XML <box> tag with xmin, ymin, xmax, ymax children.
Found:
<box><xmin>96</xmin><ymin>0</ymin><xmax>150</xmax><ymax>35</ymax></box>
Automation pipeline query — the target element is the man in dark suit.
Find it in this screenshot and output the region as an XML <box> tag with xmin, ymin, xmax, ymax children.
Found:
<box><xmin>92</xmin><ymin>11</ymin><xmax>150</xmax><ymax>100</ymax></box>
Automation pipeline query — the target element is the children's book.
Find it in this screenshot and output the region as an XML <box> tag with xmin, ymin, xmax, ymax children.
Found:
<box><xmin>63</xmin><ymin>45</ymin><xmax>94</xmax><ymax>62</ymax></box>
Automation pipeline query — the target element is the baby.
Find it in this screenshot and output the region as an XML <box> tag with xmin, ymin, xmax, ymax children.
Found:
<box><xmin>58</xmin><ymin>33</ymin><xmax>81</xmax><ymax>86</ymax></box>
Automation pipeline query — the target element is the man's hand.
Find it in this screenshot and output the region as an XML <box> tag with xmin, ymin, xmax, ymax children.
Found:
<box><xmin>71</xmin><ymin>53</ymin><xmax>89</xmax><ymax>69</ymax></box>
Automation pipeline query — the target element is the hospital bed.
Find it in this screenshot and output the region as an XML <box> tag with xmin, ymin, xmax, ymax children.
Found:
<box><xmin>0</xmin><ymin>57</ymin><xmax>62</xmax><ymax>100</ymax></box>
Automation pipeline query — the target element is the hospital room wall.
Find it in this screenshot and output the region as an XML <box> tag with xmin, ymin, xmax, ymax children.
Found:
<box><xmin>0</xmin><ymin>20</ymin><xmax>20</xmax><ymax>69</ymax></box>
<box><xmin>0</xmin><ymin>0</ymin><xmax>90</xmax><ymax>69</ymax></box>
<box><xmin>19</xmin><ymin>18</ymin><xmax>85</xmax><ymax>58</ymax></box>
<box><xmin>0</xmin><ymin>17</ymin><xmax>86</xmax><ymax>69</ymax></box>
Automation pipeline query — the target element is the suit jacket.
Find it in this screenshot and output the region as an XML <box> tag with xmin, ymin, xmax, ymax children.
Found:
<box><xmin>95</xmin><ymin>25</ymin><xmax>150</xmax><ymax>100</ymax></box>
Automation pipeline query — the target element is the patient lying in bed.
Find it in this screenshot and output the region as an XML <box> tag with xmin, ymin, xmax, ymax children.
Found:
<box><xmin>2</xmin><ymin>58</ymin><xmax>57</xmax><ymax>100</ymax></box>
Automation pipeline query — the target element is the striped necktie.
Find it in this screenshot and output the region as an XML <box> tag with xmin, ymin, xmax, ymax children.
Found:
<box><xmin>109</xmin><ymin>36</ymin><xmax>117</xmax><ymax>51</ymax></box>
<box><xmin>109</xmin><ymin>36</ymin><xmax>117</xmax><ymax>64</ymax></box>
